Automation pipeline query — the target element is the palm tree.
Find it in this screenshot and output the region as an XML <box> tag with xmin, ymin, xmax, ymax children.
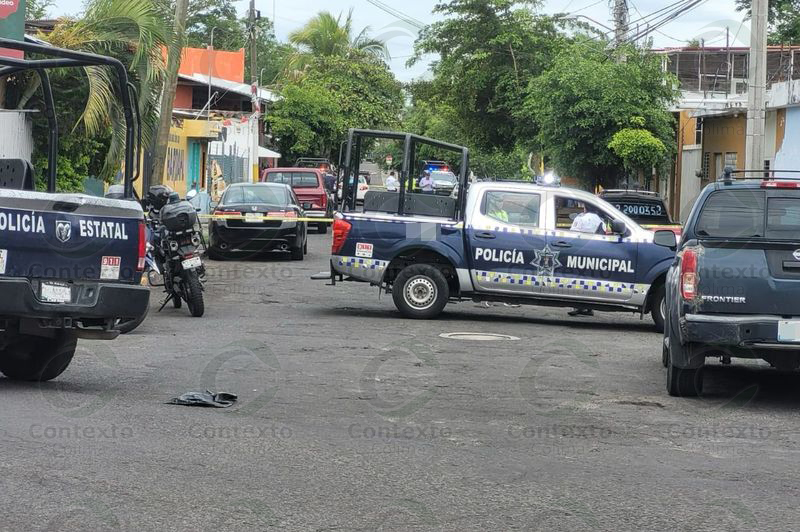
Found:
<box><xmin>286</xmin><ymin>9</ymin><xmax>389</xmax><ymax>72</ymax></box>
<box><xmin>19</xmin><ymin>0</ymin><xmax>167</xmax><ymax>179</ymax></box>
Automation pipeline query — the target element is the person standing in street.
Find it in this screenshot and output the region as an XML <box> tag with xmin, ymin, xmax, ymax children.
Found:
<box><xmin>418</xmin><ymin>171</ymin><xmax>434</xmax><ymax>194</ymax></box>
<box><xmin>385</xmin><ymin>170</ymin><xmax>399</xmax><ymax>192</ymax></box>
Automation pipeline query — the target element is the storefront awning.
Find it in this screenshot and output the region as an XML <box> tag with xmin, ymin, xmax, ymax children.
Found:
<box><xmin>258</xmin><ymin>147</ymin><xmax>281</xmax><ymax>159</ymax></box>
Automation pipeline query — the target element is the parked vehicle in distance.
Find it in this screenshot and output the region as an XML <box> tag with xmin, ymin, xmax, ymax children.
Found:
<box><xmin>429</xmin><ymin>170</ymin><xmax>458</xmax><ymax>196</ymax></box>
<box><xmin>262</xmin><ymin>167</ymin><xmax>332</xmax><ymax>234</ymax></box>
<box><xmin>296</xmin><ymin>157</ymin><xmax>333</xmax><ymax>174</ymax></box>
<box><xmin>359</xmin><ymin>170</ymin><xmax>372</xmax><ymax>185</ymax></box>
<box><xmin>209</xmin><ymin>183</ymin><xmax>308</xmax><ymax>261</ymax></box>
<box><xmin>663</xmin><ymin>168</ymin><xmax>800</xmax><ymax>396</ymax></box>
<box><xmin>321</xmin><ymin>129</ymin><xmax>676</xmax><ymax>332</ymax></box>
<box><xmin>338</xmin><ymin>175</ymin><xmax>369</xmax><ymax>204</ymax></box>
<box><xmin>0</xmin><ymin>37</ymin><xmax>149</xmax><ymax>381</ymax></box>
<box><xmin>600</xmin><ymin>189</ymin><xmax>682</xmax><ymax>235</ymax></box>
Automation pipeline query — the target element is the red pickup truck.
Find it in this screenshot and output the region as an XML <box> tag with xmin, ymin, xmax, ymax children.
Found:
<box><xmin>261</xmin><ymin>168</ymin><xmax>333</xmax><ymax>234</ymax></box>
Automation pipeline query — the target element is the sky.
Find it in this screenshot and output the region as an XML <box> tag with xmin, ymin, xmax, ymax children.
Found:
<box><xmin>51</xmin><ymin>0</ymin><xmax>751</xmax><ymax>82</ymax></box>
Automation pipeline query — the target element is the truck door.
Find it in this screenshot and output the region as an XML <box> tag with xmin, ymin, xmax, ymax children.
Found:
<box><xmin>544</xmin><ymin>193</ymin><xmax>639</xmax><ymax>302</ymax></box>
<box><xmin>466</xmin><ymin>188</ymin><xmax>547</xmax><ymax>295</ymax></box>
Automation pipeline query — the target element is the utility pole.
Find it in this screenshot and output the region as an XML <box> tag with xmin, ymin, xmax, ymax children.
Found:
<box><xmin>151</xmin><ymin>0</ymin><xmax>189</xmax><ymax>186</ymax></box>
<box><xmin>611</xmin><ymin>0</ymin><xmax>629</xmax><ymax>48</ymax></box>
<box><xmin>249</xmin><ymin>0</ymin><xmax>260</xmax><ymax>182</ymax></box>
<box><xmin>745</xmin><ymin>0</ymin><xmax>768</xmax><ymax>171</ymax></box>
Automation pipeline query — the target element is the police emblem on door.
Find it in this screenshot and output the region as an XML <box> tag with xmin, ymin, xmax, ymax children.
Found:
<box><xmin>55</xmin><ymin>221</ymin><xmax>72</xmax><ymax>243</ymax></box>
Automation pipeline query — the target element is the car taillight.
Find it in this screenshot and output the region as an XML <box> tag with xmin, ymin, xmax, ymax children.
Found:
<box><xmin>137</xmin><ymin>220</ymin><xmax>146</xmax><ymax>272</ymax></box>
<box><xmin>319</xmin><ymin>194</ymin><xmax>327</xmax><ymax>208</ymax></box>
<box><xmin>332</xmin><ymin>218</ymin><xmax>352</xmax><ymax>254</ymax></box>
<box><xmin>762</xmin><ymin>181</ymin><xmax>800</xmax><ymax>188</ymax></box>
<box><xmin>680</xmin><ymin>248</ymin><xmax>698</xmax><ymax>300</ymax></box>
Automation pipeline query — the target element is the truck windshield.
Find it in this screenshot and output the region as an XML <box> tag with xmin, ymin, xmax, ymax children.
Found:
<box><xmin>696</xmin><ymin>190</ymin><xmax>765</xmax><ymax>238</ymax></box>
<box><xmin>266</xmin><ymin>172</ymin><xmax>319</xmax><ymax>188</ymax></box>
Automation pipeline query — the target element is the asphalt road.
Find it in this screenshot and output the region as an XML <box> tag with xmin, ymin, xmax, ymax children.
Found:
<box><xmin>3</xmin><ymin>232</ymin><xmax>799</xmax><ymax>531</ymax></box>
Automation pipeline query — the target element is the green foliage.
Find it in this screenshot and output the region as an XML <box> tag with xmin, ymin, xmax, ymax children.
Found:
<box><xmin>525</xmin><ymin>39</ymin><xmax>677</xmax><ymax>187</ymax></box>
<box><xmin>268</xmin><ymin>53</ymin><xmax>403</xmax><ymax>161</ymax></box>
<box><xmin>26</xmin><ymin>0</ymin><xmax>53</xmax><ymax>19</ymax></box>
<box><xmin>608</xmin><ymin>127</ymin><xmax>667</xmax><ymax>174</ymax></box>
<box><xmin>736</xmin><ymin>0</ymin><xmax>800</xmax><ymax>45</ymax></box>
<box><xmin>267</xmin><ymin>83</ymin><xmax>344</xmax><ymax>161</ymax></box>
<box><xmin>411</xmin><ymin>0</ymin><xmax>570</xmax><ymax>151</ymax></box>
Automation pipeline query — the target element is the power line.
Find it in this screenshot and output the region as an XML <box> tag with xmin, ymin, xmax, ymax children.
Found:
<box><xmin>626</xmin><ymin>0</ymin><xmax>709</xmax><ymax>44</ymax></box>
<box><xmin>365</xmin><ymin>0</ymin><xmax>426</xmax><ymax>30</ymax></box>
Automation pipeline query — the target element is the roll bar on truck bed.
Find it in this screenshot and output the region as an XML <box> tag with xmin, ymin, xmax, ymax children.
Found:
<box><xmin>0</xmin><ymin>36</ymin><xmax>141</xmax><ymax>197</ymax></box>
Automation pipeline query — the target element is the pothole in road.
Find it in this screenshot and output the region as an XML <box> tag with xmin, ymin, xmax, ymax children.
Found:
<box><xmin>439</xmin><ymin>332</ymin><xmax>521</xmax><ymax>342</ymax></box>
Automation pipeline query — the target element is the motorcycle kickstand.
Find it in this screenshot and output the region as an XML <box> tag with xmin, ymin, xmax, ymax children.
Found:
<box><xmin>158</xmin><ymin>293</ymin><xmax>176</xmax><ymax>312</ymax></box>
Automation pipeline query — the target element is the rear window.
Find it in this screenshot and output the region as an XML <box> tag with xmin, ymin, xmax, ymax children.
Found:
<box><xmin>222</xmin><ymin>186</ymin><xmax>288</xmax><ymax>206</ymax></box>
<box><xmin>265</xmin><ymin>172</ymin><xmax>320</xmax><ymax>188</ymax></box>
<box><xmin>696</xmin><ymin>190</ymin><xmax>765</xmax><ymax>238</ymax></box>
<box><xmin>608</xmin><ymin>200</ymin><xmax>670</xmax><ymax>224</ymax></box>
<box><xmin>767</xmin><ymin>197</ymin><xmax>800</xmax><ymax>238</ymax></box>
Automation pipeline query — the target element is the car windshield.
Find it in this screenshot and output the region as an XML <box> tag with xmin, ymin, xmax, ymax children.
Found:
<box><xmin>431</xmin><ymin>172</ymin><xmax>457</xmax><ymax>184</ymax></box>
<box><xmin>607</xmin><ymin>199</ymin><xmax>671</xmax><ymax>224</ymax></box>
<box><xmin>266</xmin><ymin>172</ymin><xmax>320</xmax><ymax>188</ymax></box>
<box><xmin>222</xmin><ymin>185</ymin><xmax>288</xmax><ymax>206</ymax></box>
<box><xmin>696</xmin><ymin>190</ymin><xmax>765</xmax><ymax>238</ymax></box>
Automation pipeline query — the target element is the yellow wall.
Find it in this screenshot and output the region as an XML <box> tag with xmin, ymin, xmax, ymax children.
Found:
<box><xmin>703</xmin><ymin>115</ymin><xmax>747</xmax><ymax>179</ymax></box>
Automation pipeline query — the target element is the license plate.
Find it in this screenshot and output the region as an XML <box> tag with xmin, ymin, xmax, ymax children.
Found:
<box><xmin>244</xmin><ymin>213</ymin><xmax>262</xmax><ymax>223</ymax></box>
<box><xmin>778</xmin><ymin>320</ymin><xmax>800</xmax><ymax>343</ymax></box>
<box><xmin>302</xmin><ymin>203</ymin><xmax>312</xmax><ymax>210</ymax></box>
<box><xmin>40</xmin><ymin>282</ymin><xmax>71</xmax><ymax>304</ymax></box>
<box><xmin>182</xmin><ymin>256</ymin><xmax>202</xmax><ymax>270</ymax></box>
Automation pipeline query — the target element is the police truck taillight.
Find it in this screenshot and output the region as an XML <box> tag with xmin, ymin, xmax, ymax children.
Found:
<box><xmin>680</xmin><ymin>248</ymin><xmax>698</xmax><ymax>300</ymax></box>
<box><xmin>332</xmin><ymin>218</ymin><xmax>352</xmax><ymax>254</ymax></box>
<box><xmin>137</xmin><ymin>220</ymin><xmax>146</xmax><ymax>272</ymax></box>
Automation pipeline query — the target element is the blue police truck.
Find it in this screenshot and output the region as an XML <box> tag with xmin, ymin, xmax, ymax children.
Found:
<box><xmin>322</xmin><ymin>130</ymin><xmax>676</xmax><ymax>331</ymax></box>
<box><xmin>0</xmin><ymin>38</ymin><xmax>149</xmax><ymax>381</ymax></box>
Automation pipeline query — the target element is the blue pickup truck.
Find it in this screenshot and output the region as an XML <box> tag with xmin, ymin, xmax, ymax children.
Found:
<box><xmin>325</xmin><ymin>130</ymin><xmax>676</xmax><ymax>330</ymax></box>
<box><xmin>663</xmin><ymin>168</ymin><xmax>800</xmax><ymax>396</ymax></box>
<box><xmin>0</xmin><ymin>38</ymin><xmax>149</xmax><ymax>381</ymax></box>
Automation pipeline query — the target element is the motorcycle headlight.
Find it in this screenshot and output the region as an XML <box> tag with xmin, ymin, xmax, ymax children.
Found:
<box><xmin>169</xmin><ymin>240</ymin><xmax>179</xmax><ymax>251</ymax></box>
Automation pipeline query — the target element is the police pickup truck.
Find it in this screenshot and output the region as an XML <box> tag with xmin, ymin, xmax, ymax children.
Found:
<box><xmin>0</xmin><ymin>38</ymin><xmax>149</xmax><ymax>381</ymax></box>
<box><xmin>663</xmin><ymin>168</ymin><xmax>800</xmax><ymax>396</ymax></box>
<box><xmin>325</xmin><ymin>130</ymin><xmax>676</xmax><ymax>331</ymax></box>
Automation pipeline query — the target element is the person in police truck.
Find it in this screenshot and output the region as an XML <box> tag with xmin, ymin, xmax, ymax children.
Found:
<box><xmin>568</xmin><ymin>202</ymin><xmax>606</xmax><ymax>317</ymax></box>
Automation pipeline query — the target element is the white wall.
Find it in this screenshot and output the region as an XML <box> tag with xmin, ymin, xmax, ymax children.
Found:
<box><xmin>0</xmin><ymin>111</ymin><xmax>33</xmax><ymax>161</ymax></box>
<box><xmin>775</xmin><ymin>107</ymin><xmax>800</xmax><ymax>173</ymax></box>
<box><xmin>679</xmin><ymin>146</ymin><xmax>703</xmax><ymax>223</ymax></box>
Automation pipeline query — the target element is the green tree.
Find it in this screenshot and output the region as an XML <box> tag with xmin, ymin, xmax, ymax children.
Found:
<box><xmin>411</xmin><ymin>0</ymin><xmax>570</xmax><ymax>151</ymax></box>
<box><xmin>20</xmin><ymin>0</ymin><xmax>167</xmax><ymax>187</ymax></box>
<box><xmin>286</xmin><ymin>10</ymin><xmax>388</xmax><ymax>74</ymax></box>
<box><xmin>608</xmin><ymin>117</ymin><xmax>668</xmax><ymax>181</ymax></box>
<box><xmin>525</xmin><ymin>39</ymin><xmax>677</xmax><ymax>188</ymax></box>
<box><xmin>736</xmin><ymin>0</ymin><xmax>800</xmax><ymax>45</ymax></box>
<box><xmin>267</xmin><ymin>82</ymin><xmax>344</xmax><ymax>162</ymax></box>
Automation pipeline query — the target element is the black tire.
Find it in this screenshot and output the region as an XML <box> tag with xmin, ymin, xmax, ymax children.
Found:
<box><xmin>392</xmin><ymin>264</ymin><xmax>449</xmax><ymax>319</ymax></box>
<box><xmin>117</xmin><ymin>303</ymin><xmax>150</xmax><ymax>334</ymax></box>
<box><xmin>182</xmin><ymin>269</ymin><xmax>205</xmax><ymax>317</ymax></box>
<box><xmin>666</xmin><ymin>340</ymin><xmax>704</xmax><ymax>397</ymax></box>
<box><xmin>207</xmin><ymin>246</ymin><xmax>226</xmax><ymax>261</ymax></box>
<box><xmin>304</xmin><ymin>240</ymin><xmax>308</xmax><ymax>255</ymax></box>
<box><xmin>291</xmin><ymin>245</ymin><xmax>304</xmax><ymax>261</ymax></box>
<box><xmin>317</xmin><ymin>223</ymin><xmax>328</xmax><ymax>234</ymax></box>
<box><xmin>172</xmin><ymin>293</ymin><xmax>182</xmax><ymax>309</ymax></box>
<box><xmin>662</xmin><ymin>337</ymin><xmax>669</xmax><ymax>368</ymax></box>
<box><xmin>0</xmin><ymin>332</ymin><xmax>77</xmax><ymax>381</ymax></box>
<box><xmin>651</xmin><ymin>284</ymin><xmax>666</xmax><ymax>333</ymax></box>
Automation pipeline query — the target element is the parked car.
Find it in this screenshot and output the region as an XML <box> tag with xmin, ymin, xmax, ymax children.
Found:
<box><xmin>208</xmin><ymin>183</ymin><xmax>308</xmax><ymax>261</ymax></box>
<box><xmin>338</xmin><ymin>175</ymin><xmax>369</xmax><ymax>204</ymax></box>
<box><xmin>600</xmin><ymin>189</ymin><xmax>682</xmax><ymax>235</ymax></box>
<box><xmin>262</xmin><ymin>167</ymin><xmax>333</xmax><ymax>234</ymax></box>
<box><xmin>429</xmin><ymin>170</ymin><xmax>458</xmax><ymax>196</ymax></box>
<box><xmin>662</xmin><ymin>169</ymin><xmax>800</xmax><ymax>396</ymax></box>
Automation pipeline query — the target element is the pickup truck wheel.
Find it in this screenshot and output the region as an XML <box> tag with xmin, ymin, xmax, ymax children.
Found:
<box><xmin>666</xmin><ymin>339</ymin><xmax>704</xmax><ymax>397</ymax></box>
<box><xmin>651</xmin><ymin>285</ymin><xmax>666</xmax><ymax>333</ymax></box>
<box><xmin>392</xmin><ymin>264</ymin><xmax>449</xmax><ymax>319</ymax></box>
<box><xmin>0</xmin><ymin>332</ymin><xmax>78</xmax><ymax>382</ymax></box>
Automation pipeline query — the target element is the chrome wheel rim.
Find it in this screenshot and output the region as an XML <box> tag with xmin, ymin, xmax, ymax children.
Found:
<box><xmin>405</xmin><ymin>276</ymin><xmax>437</xmax><ymax>311</ymax></box>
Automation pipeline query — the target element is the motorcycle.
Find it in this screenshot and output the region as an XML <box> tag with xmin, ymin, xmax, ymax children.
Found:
<box><xmin>147</xmin><ymin>186</ymin><xmax>206</xmax><ymax>318</ymax></box>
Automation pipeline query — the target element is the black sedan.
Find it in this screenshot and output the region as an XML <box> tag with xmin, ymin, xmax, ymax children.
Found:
<box><xmin>208</xmin><ymin>183</ymin><xmax>308</xmax><ymax>261</ymax></box>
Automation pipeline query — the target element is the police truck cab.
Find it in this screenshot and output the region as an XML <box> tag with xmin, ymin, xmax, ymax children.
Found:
<box><xmin>323</xmin><ymin>130</ymin><xmax>676</xmax><ymax>330</ymax></box>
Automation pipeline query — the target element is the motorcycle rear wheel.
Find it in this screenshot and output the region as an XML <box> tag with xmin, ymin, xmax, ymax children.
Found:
<box><xmin>182</xmin><ymin>269</ymin><xmax>205</xmax><ymax>317</ymax></box>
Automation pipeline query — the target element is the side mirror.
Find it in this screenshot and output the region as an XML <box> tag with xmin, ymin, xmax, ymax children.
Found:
<box><xmin>653</xmin><ymin>229</ymin><xmax>678</xmax><ymax>249</ymax></box>
<box><xmin>186</xmin><ymin>189</ymin><xmax>198</xmax><ymax>201</ymax></box>
<box><xmin>611</xmin><ymin>219</ymin><xmax>627</xmax><ymax>235</ymax></box>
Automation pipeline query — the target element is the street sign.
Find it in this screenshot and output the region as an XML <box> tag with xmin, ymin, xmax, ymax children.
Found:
<box><xmin>0</xmin><ymin>0</ymin><xmax>25</xmax><ymax>59</ymax></box>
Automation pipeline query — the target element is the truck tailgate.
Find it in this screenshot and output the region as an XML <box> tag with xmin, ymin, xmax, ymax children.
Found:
<box><xmin>0</xmin><ymin>190</ymin><xmax>142</xmax><ymax>283</ymax></box>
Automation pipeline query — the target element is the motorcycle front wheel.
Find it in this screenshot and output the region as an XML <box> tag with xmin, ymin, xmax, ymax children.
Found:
<box><xmin>182</xmin><ymin>269</ymin><xmax>205</xmax><ymax>317</ymax></box>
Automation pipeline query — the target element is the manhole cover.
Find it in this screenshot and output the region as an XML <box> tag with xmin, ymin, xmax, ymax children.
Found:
<box><xmin>439</xmin><ymin>332</ymin><xmax>520</xmax><ymax>342</ymax></box>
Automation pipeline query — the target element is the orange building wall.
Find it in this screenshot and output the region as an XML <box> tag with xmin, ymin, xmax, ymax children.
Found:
<box><xmin>176</xmin><ymin>47</ymin><xmax>245</xmax><ymax>83</ymax></box>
